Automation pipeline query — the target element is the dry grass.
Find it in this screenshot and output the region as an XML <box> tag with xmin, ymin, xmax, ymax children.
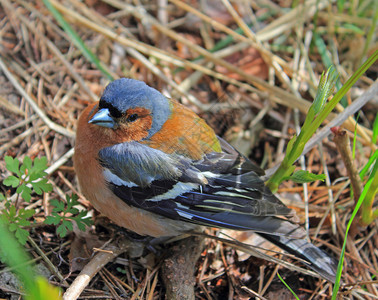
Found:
<box><xmin>0</xmin><ymin>0</ymin><xmax>377</xmax><ymax>299</ymax></box>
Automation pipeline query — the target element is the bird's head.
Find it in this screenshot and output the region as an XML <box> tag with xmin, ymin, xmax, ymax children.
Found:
<box><xmin>89</xmin><ymin>78</ymin><xmax>171</xmax><ymax>142</ymax></box>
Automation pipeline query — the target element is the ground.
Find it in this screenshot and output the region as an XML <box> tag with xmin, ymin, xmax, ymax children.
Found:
<box><xmin>0</xmin><ymin>0</ymin><xmax>377</xmax><ymax>299</ymax></box>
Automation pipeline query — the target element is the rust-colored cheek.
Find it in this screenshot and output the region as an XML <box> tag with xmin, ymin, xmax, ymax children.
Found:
<box><xmin>76</xmin><ymin>104</ymin><xmax>154</xmax><ymax>149</ymax></box>
<box><xmin>115</xmin><ymin>115</ymin><xmax>153</xmax><ymax>143</ymax></box>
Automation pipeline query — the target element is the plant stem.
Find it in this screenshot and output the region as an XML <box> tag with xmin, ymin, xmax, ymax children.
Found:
<box><xmin>360</xmin><ymin>159</ymin><xmax>378</xmax><ymax>226</ymax></box>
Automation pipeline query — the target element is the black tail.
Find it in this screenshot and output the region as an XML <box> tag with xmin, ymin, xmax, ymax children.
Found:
<box><xmin>259</xmin><ymin>233</ymin><xmax>337</xmax><ymax>282</ymax></box>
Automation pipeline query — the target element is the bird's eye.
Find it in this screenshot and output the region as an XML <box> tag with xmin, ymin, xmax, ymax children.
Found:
<box><xmin>127</xmin><ymin>114</ymin><xmax>138</xmax><ymax>122</ymax></box>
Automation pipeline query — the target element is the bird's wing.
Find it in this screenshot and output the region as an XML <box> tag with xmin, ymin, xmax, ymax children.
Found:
<box><xmin>98</xmin><ymin>140</ymin><xmax>304</xmax><ymax>238</ymax></box>
<box><xmin>99</xmin><ymin>139</ymin><xmax>337</xmax><ymax>282</ymax></box>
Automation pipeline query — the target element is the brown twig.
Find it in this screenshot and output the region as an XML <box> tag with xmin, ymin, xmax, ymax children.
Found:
<box><xmin>63</xmin><ymin>238</ymin><xmax>143</xmax><ymax>300</ymax></box>
<box><xmin>332</xmin><ymin>127</ymin><xmax>363</xmax><ymax>205</ymax></box>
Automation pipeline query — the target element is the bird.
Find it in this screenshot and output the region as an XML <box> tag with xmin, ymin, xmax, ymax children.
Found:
<box><xmin>74</xmin><ymin>78</ymin><xmax>337</xmax><ymax>282</ymax></box>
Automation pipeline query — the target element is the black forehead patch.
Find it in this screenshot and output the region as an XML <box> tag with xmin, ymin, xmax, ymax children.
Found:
<box><xmin>98</xmin><ymin>99</ymin><xmax>122</xmax><ymax>118</ymax></box>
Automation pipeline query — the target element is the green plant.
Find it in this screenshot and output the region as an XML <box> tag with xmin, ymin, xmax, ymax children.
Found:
<box><xmin>266</xmin><ymin>51</ymin><xmax>378</xmax><ymax>193</ymax></box>
<box><xmin>266</xmin><ymin>67</ymin><xmax>337</xmax><ymax>192</ymax></box>
<box><xmin>0</xmin><ymin>218</ymin><xmax>62</xmax><ymax>300</ymax></box>
<box><xmin>45</xmin><ymin>194</ymin><xmax>93</xmax><ymax>237</ymax></box>
<box><xmin>1</xmin><ymin>155</ymin><xmax>92</xmax><ymax>244</ymax></box>
<box><xmin>1</xmin><ymin>156</ymin><xmax>52</xmax><ymax>244</ymax></box>
<box><xmin>359</xmin><ymin>150</ymin><xmax>378</xmax><ymax>226</ymax></box>
<box><xmin>0</xmin><ymin>201</ymin><xmax>35</xmax><ymax>245</ymax></box>
<box><xmin>357</xmin><ymin>112</ymin><xmax>378</xmax><ymax>226</ymax></box>
<box><xmin>3</xmin><ymin>156</ymin><xmax>52</xmax><ymax>202</ymax></box>
<box><xmin>262</xmin><ymin>53</ymin><xmax>378</xmax><ymax>297</ymax></box>
<box><xmin>332</xmin><ymin>157</ymin><xmax>378</xmax><ymax>299</ymax></box>
<box><xmin>0</xmin><ymin>155</ymin><xmax>93</xmax><ymax>298</ymax></box>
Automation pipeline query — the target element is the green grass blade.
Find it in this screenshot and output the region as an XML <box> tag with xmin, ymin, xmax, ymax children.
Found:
<box><xmin>332</xmin><ymin>158</ymin><xmax>378</xmax><ymax>298</ymax></box>
<box><xmin>311</xmin><ymin>50</ymin><xmax>378</xmax><ymax>133</ymax></box>
<box><xmin>277</xmin><ymin>273</ymin><xmax>300</xmax><ymax>300</ymax></box>
<box><xmin>372</xmin><ymin>110</ymin><xmax>378</xmax><ymax>144</ymax></box>
<box><xmin>42</xmin><ymin>0</ymin><xmax>114</xmax><ymax>81</ymax></box>
<box><xmin>360</xmin><ymin>150</ymin><xmax>378</xmax><ymax>179</ymax></box>
<box><xmin>313</xmin><ymin>33</ymin><xmax>347</xmax><ymax>106</ymax></box>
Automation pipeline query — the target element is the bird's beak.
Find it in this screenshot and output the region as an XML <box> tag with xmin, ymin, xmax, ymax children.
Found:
<box><xmin>89</xmin><ymin>108</ymin><xmax>117</xmax><ymax>128</ymax></box>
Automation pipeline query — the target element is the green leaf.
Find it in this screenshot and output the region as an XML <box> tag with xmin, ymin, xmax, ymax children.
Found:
<box><xmin>285</xmin><ymin>170</ymin><xmax>326</xmax><ymax>183</ymax></box>
<box><xmin>8</xmin><ymin>222</ymin><xmax>18</xmax><ymax>232</ymax></box>
<box><xmin>56</xmin><ymin>223</ymin><xmax>68</xmax><ymax>237</ymax></box>
<box><xmin>21</xmin><ymin>156</ymin><xmax>32</xmax><ymax>174</ymax></box>
<box><xmin>314</xmin><ymin>33</ymin><xmax>333</xmax><ymax>70</ymax></box>
<box><xmin>28</xmin><ymin>157</ymin><xmax>48</xmax><ymax>182</ymax></box>
<box><xmin>285</xmin><ymin>135</ymin><xmax>297</xmax><ymax>155</ymax></box>
<box><xmin>74</xmin><ymin>217</ymin><xmax>93</xmax><ymax>231</ymax></box>
<box><xmin>19</xmin><ymin>208</ymin><xmax>36</xmax><ymax>219</ymax></box>
<box><xmin>32</xmin><ymin>157</ymin><xmax>48</xmax><ymax>173</ymax></box>
<box><xmin>50</xmin><ymin>199</ymin><xmax>61</xmax><ymax>207</ymax></box>
<box><xmin>50</xmin><ymin>200</ymin><xmax>65</xmax><ymax>212</ymax></box>
<box><xmin>15</xmin><ymin>227</ymin><xmax>30</xmax><ymax>245</ymax></box>
<box><xmin>66</xmin><ymin>193</ymin><xmax>79</xmax><ymax>209</ymax></box>
<box><xmin>3</xmin><ymin>176</ymin><xmax>20</xmax><ymax>188</ymax></box>
<box><xmin>0</xmin><ymin>193</ymin><xmax>5</xmax><ymax>201</ymax></box>
<box><xmin>29</xmin><ymin>171</ymin><xmax>43</xmax><ymax>182</ymax></box>
<box><xmin>4</xmin><ymin>201</ymin><xmax>10</xmax><ymax>210</ymax></box>
<box><xmin>45</xmin><ymin>215</ymin><xmax>61</xmax><ymax>226</ymax></box>
<box><xmin>21</xmin><ymin>186</ymin><xmax>32</xmax><ymax>202</ymax></box>
<box><xmin>116</xmin><ymin>267</ymin><xmax>127</xmax><ymax>275</ymax></box>
<box><xmin>332</xmin><ymin>155</ymin><xmax>378</xmax><ymax>298</ymax></box>
<box><xmin>8</xmin><ymin>205</ymin><xmax>17</xmax><ymax>218</ymax></box>
<box><xmin>67</xmin><ymin>207</ymin><xmax>79</xmax><ymax>215</ymax></box>
<box><xmin>32</xmin><ymin>179</ymin><xmax>53</xmax><ymax>193</ymax></box>
<box><xmin>31</xmin><ymin>183</ymin><xmax>42</xmax><ymax>195</ymax></box>
<box><xmin>75</xmin><ymin>219</ymin><xmax>86</xmax><ymax>231</ymax></box>
<box><xmin>285</xmin><ymin>165</ymin><xmax>296</xmax><ymax>178</ymax></box>
<box><xmin>63</xmin><ymin>220</ymin><xmax>73</xmax><ymax>232</ymax></box>
<box><xmin>3</xmin><ymin>206</ymin><xmax>34</xmax><ymax>245</ymax></box>
<box><xmin>73</xmin><ymin>211</ymin><xmax>93</xmax><ymax>231</ymax></box>
<box><xmin>4</xmin><ymin>156</ymin><xmax>20</xmax><ymax>175</ymax></box>
<box><xmin>16</xmin><ymin>184</ymin><xmax>25</xmax><ymax>194</ymax></box>
<box><xmin>313</xmin><ymin>67</ymin><xmax>338</xmax><ymax>114</ymax></box>
<box><xmin>17</xmin><ymin>218</ymin><xmax>32</xmax><ymax>227</ymax></box>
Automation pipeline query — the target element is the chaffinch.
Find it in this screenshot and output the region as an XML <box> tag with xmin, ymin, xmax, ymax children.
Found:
<box><xmin>74</xmin><ymin>78</ymin><xmax>337</xmax><ymax>282</ymax></box>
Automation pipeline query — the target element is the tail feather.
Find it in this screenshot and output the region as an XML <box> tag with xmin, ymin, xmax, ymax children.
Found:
<box><xmin>259</xmin><ymin>233</ymin><xmax>337</xmax><ymax>282</ymax></box>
